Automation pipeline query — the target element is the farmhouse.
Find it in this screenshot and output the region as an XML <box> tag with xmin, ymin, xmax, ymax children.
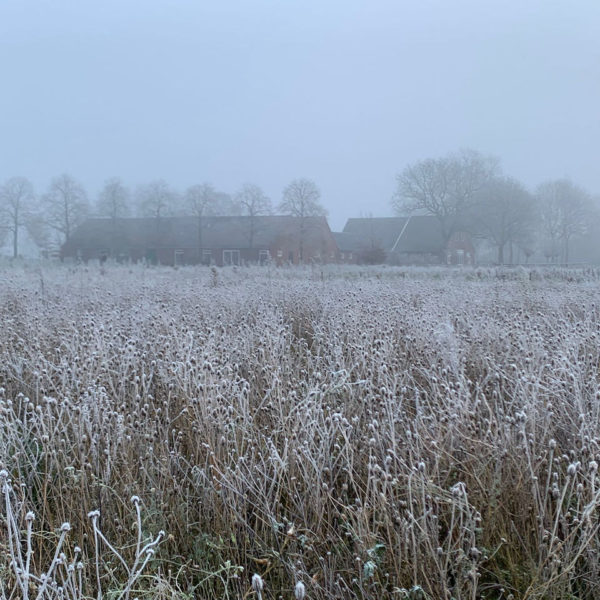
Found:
<box><xmin>338</xmin><ymin>216</ymin><xmax>475</xmax><ymax>265</ymax></box>
<box><xmin>61</xmin><ymin>215</ymin><xmax>339</xmax><ymax>266</ymax></box>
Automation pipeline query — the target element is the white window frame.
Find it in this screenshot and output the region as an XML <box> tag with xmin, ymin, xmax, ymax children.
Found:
<box><xmin>223</xmin><ymin>249</ymin><xmax>240</xmax><ymax>266</ymax></box>
<box><xmin>174</xmin><ymin>249</ymin><xmax>184</xmax><ymax>265</ymax></box>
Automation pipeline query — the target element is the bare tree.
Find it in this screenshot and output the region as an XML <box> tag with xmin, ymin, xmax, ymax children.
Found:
<box><xmin>537</xmin><ymin>179</ymin><xmax>592</xmax><ymax>264</ymax></box>
<box><xmin>212</xmin><ymin>192</ymin><xmax>242</xmax><ymax>216</ymax></box>
<box><xmin>538</xmin><ymin>190</ymin><xmax>562</xmax><ymax>262</ymax></box>
<box><xmin>185</xmin><ymin>183</ymin><xmax>218</xmax><ymax>218</ymax></box>
<box><xmin>185</xmin><ymin>183</ymin><xmax>219</xmax><ymax>260</ymax></box>
<box><xmin>279</xmin><ymin>178</ymin><xmax>327</xmax><ymax>261</ymax></box>
<box><xmin>136</xmin><ymin>180</ymin><xmax>177</xmax><ymax>219</ymax></box>
<box><xmin>472</xmin><ymin>176</ymin><xmax>536</xmax><ymax>264</ymax></box>
<box><xmin>0</xmin><ymin>177</ymin><xmax>34</xmax><ymax>258</ymax></box>
<box><xmin>392</xmin><ymin>149</ymin><xmax>498</xmax><ymax>244</ymax></box>
<box><xmin>43</xmin><ymin>174</ymin><xmax>89</xmax><ymax>244</ymax></box>
<box><xmin>97</xmin><ymin>177</ymin><xmax>130</xmax><ymax>223</ymax></box>
<box><xmin>235</xmin><ymin>183</ymin><xmax>272</xmax><ymax>248</ymax></box>
<box><xmin>25</xmin><ymin>212</ymin><xmax>51</xmax><ymax>256</ymax></box>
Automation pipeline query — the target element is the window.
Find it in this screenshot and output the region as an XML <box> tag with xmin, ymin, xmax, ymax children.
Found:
<box><xmin>223</xmin><ymin>249</ymin><xmax>240</xmax><ymax>266</ymax></box>
<box><xmin>341</xmin><ymin>252</ymin><xmax>345</xmax><ymax>260</ymax></box>
<box><xmin>202</xmin><ymin>249</ymin><xmax>212</xmax><ymax>265</ymax></box>
<box><xmin>174</xmin><ymin>250</ymin><xmax>184</xmax><ymax>266</ymax></box>
<box><xmin>348</xmin><ymin>252</ymin><xmax>353</xmax><ymax>260</ymax></box>
<box><xmin>277</xmin><ymin>250</ymin><xmax>283</xmax><ymax>258</ymax></box>
<box><xmin>259</xmin><ymin>249</ymin><xmax>270</xmax><ymax>265</ymax></box>
<box><xmin>457</xmin><ymin>249</ymin><xmax>464</xmax><ymax>265</ymax></box>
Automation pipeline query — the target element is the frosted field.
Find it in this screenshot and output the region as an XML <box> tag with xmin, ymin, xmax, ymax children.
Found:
<box><xmin>1</xmin><ymin>263</ymin><xmax>600</xmax><ymax>599</ymax></box>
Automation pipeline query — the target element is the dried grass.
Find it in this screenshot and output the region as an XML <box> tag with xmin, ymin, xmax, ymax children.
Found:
<box><xmin>0</xmin><ymin>263</ymin><xmax>599</xmax><ymax>599</ymax></box>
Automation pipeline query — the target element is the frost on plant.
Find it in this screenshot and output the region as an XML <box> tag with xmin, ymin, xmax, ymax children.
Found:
<box><xmin>0</xmin><ymin>471</ymin><xmax>164</xmax><ymax>600</ymax></box>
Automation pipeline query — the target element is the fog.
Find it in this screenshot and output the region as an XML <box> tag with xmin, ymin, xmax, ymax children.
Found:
<box><xmin>1</xmin><ymin>0</ymin><xmax>599</xmax><ymax>230</ymax></box>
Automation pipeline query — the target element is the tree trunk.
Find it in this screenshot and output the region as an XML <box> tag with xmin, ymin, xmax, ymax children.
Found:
<box><xmin>498</xmin><ymin>243</ymin><xmax>504</xmax><ymax>265</ymax></box>
<box><xmin>64</xmin><ymin>208</ymin><xmax>71</xmax><ymax>243</ymax></box>
<box><xmin>299</xmin><ymin>219</ymin><xmax>305</xmax><ymax>263</ymax></box>
<box><xmin>197</xmin><ymin>215</ymin><xmax>203</xmax><ymax>262</ymax></box>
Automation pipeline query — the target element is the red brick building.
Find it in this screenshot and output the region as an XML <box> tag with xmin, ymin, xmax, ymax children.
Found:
<box><xmin>61</xmin><ymin>216</ymin><xmax>339</xmax><ymax>266</ymax></box>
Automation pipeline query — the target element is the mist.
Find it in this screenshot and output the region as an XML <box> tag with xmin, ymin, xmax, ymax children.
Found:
<box><xmin>1</xmin><ymin>0</ymin><xmax>599</xmax><ymax>230</ymax></box>
<box><xmin>4</xmin><ymin>3</ymin><xmax>600</xmax><ymax>596</ymax></box>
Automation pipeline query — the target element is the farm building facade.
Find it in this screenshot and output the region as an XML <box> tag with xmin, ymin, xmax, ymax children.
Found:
<box><xmin>61</xmin><ymin>215</ymin><xmax>339</xmax><ymax>266</ymax></box>
<box><xmin>337</xmin><ymin>216</ymin><xmax>475</xmax><ymax>265</ymax></box>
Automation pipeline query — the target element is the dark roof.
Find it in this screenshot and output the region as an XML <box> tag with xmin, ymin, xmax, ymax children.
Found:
<box><xmin>392</xmin><ymin>216</ymin><xmax>445</xmax><ymax>254</ymax></box>
<box><xmin>342</xmin><ymin>216</ymin><xmax>448</xmax><ymax>254</ymax></box>
<box><xmin>63</xmin><ymin>216</ymin><xmax>332</xmax><ymax>253</ymax></box>
<box><xmin>343</xmin><ymin>217</ymin><xmax>408</xmax><ymax>251</ymax></box>
<box><xmin>332</xmin><ymin>232</ymin><xmax>363</xmax><ymax>252</ymax></box>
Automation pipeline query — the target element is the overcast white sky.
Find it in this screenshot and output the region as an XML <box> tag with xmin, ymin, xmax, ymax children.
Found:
<box><xmin>1</xmin><ymin>0</ymin><xmax>599</xmax><ymax>230</ymax></box>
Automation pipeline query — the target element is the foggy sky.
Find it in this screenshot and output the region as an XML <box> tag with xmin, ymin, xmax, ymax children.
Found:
<box><xmin>1</xmin><ymin>0</ymin><xmax>599</xmax><ymax>230</ymax></box>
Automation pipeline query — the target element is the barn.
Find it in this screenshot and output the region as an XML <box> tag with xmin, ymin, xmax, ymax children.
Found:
<box><xmin>338</xmin><ymin>216</ymin><xmax>475</xmax><ymax>265</ymax></box>
<box><xmin>61</xmin><ymin>215</ymin><xmax>339</xmax><ymax>266</ymax></box>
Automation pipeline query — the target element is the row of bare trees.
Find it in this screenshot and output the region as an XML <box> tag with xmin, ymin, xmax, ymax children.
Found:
<box><xmin>393</xmin><ymin>149</ymin><xmax>599</xmax><ymax>264</ymax></box>
<box><xmin>0</xmin><ymin>175</ymin><xmax>327</xmax><ymax>258</ymax></box>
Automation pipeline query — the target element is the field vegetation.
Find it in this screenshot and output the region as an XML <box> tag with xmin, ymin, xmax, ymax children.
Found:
<box><xmin>1</xmin><ymin>263</ymin><xmax>600</xmax><ymax>599</ymax></box>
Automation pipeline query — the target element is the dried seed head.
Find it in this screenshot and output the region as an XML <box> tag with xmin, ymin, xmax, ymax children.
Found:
<box><xmin>295</xmin><ymin>581</ymin><xmax>306</xmax><ymax>600</ymax></box>
<box><xmin>451</xmin><ymin>482</ymin><xmax>465</xmax><ymax>497</ymax></box>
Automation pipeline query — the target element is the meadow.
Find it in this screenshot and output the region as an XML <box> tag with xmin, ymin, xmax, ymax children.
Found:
<box><xmin>1</xmin><ymin>262</ymin><xmax>600</xmax><ymax>599</ymax></box>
